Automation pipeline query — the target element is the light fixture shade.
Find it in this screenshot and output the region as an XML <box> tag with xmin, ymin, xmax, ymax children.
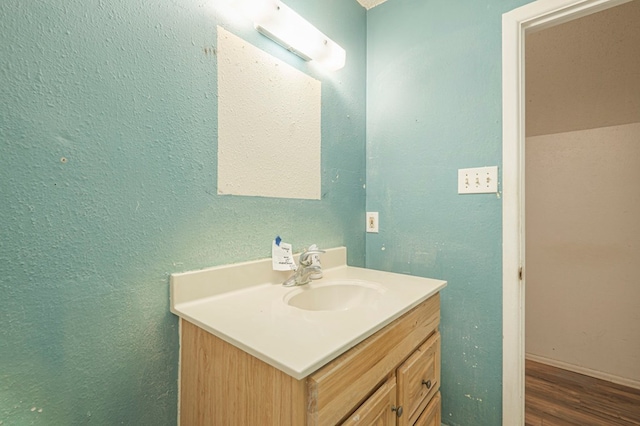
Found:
<box><xmin>226</xmin><ymin>0</ymin><xmax>346</xmax><ymax>71</ymax></box>
<box><xmin>313</xmin><ymin>38</ymin><xmax>346</xmax><ymax>72</ymax></box>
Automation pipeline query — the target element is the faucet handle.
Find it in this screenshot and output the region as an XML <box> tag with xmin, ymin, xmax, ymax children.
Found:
<box><xmin>299</xmin><ymin>248</ymin><xmax>326</xmax><ymax>266</ymax></box>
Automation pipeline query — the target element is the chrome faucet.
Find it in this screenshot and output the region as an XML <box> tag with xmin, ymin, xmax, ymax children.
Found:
<box><xmin>283</xmin><ymin>248</ymin><xmax>326</xmax><ymax>287</ymax></box>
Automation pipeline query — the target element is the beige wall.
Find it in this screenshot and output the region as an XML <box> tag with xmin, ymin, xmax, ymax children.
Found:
<box><xmin>525</xmin><ymin>0</ymin><xmax>640</xmax><ymax>388</ymax></box>
<box><xmin>525</xmin><ymin>124</ymin><xmax>640</xmax><ymax>387</ymax></box>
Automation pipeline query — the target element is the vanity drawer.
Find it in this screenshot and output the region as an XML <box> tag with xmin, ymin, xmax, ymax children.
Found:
<box><xmin>414</xmin><ymin>391</ymin><xmax>441</xmax><ymax>426</ymax></box>
<box><xmin>396</xmin><ymin>331</ymin><xmax>441</xmax><ymax>425</ymax></box>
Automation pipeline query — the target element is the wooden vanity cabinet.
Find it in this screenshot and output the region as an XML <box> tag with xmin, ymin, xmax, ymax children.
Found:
<box><xmin>179</xmin><ymin>293</ymin><xmax>441</xmax><ymax>426</ymax></box>
<box><xmin>339</xmin><ymin>332</ymin><xmax>441</xmax><ymax>426</ymax></box>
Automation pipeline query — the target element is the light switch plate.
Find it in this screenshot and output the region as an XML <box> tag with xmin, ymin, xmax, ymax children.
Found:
<box><xmin>458</xmin><ymin>166</ymin><xmax>498</xmax><ymax>194</ymax></box>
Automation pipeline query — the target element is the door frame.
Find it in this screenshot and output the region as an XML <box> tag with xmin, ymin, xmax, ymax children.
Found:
<box><xmin>501</xmin><ymin>0</ymin><xmax>632</xmax><ymax>424</ymax></box>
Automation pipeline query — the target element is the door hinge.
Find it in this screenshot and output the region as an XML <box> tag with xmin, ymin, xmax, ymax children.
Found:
<box><xmin>518</xmin><ymin>267</ymin><xmax>523</xmax><ymax>281</ymax></box>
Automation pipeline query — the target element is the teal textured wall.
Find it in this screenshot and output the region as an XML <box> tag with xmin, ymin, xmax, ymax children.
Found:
<box><xmin>0</xmin><ymin>0</ymin><xmax>366</xmax><ymax>423</ymax></box>
<box><xmin>366</xmin><ymin>0</ymin><xmax>530</xmax><ymax>425</ymax></box>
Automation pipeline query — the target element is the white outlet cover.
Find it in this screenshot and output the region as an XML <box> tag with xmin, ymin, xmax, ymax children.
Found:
<box><xmin>366</xmin><ymin>212</ymin><xmax>379</xmax><ymax>233</ymax></box>
<box><xmin>458</xmin><ymin>166</ymin><xmax>499</xmax><ymax>194</ymax></box>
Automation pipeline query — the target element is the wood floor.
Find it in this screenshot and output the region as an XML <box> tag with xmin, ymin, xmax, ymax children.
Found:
<box><xmin>526</xmin><ymin>359</ymin><xmax>640</xmax><ymax>426</ymax></box>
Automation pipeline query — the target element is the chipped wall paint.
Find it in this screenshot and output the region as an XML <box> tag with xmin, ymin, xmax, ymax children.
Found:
<box><xmin>365</xmin><ymin>0</ymin><xmax>532</xmax><ymax>424</ymax></box>
<box><xmin>0</xmin><ymin>0</ymin><xmax>366</xmax><ymax>423</ymax></box>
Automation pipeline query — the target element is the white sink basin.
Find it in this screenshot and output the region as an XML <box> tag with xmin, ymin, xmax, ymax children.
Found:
<box><xmin>284</xmin><ymin>279</ymin><xmax>386</xmax><ymax>311</ymax></box>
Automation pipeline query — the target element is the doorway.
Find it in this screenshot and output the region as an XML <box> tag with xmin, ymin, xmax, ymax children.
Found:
<box><xmin>502</xmin><ymin>0</ymin><xmax>636</xmax><ymax>424</ymax></box>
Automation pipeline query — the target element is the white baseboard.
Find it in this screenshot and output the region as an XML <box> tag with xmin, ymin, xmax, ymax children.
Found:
<box><xmin>526</xmin><ymin>353</ymin><xmax>640</xmax><ymax>390</ymax></box>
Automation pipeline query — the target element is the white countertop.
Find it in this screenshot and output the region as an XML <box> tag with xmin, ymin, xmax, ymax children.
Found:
<box><xmin>170</xmin><ymin>247</ymin><xmax>446</xmax><ymax>380</ymax></box>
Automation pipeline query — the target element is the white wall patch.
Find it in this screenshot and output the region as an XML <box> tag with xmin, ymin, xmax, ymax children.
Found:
<box><xmin>217</xmin><ymin>26</ymin><xmax>322</xmax><ymax>199</ymax></box>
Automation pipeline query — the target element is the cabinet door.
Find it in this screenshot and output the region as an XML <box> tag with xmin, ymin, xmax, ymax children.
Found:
<box><xmin>341</xmin><ymin>377</ymin><xmax>398</xmax><ymax>426</ymax></box>
<box><xmin>396</xmin><ymin>332</ymin><xmax>441</xmax><ymax>426</ymax></box>
<box><xmin>414</xmin><ymin>392</ymin><xmax>441</xmax><ymax>426</ymax></box>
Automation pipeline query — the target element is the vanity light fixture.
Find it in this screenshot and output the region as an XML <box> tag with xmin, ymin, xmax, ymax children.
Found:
<box><xmin>225</xmin><ymin>0</ymin><xmax>346</xmax><ymax>71</ymax></box>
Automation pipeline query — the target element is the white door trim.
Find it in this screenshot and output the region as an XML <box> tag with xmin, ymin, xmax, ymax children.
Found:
<box><xmin>501</xmin><ymin>0</ymin><xmax>632</xmax><ymax>424</ymax></box>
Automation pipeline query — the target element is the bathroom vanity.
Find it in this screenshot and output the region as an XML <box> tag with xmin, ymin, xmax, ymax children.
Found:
<box><xmin>171</xmin><ymin>247</ymin><xmax>446</xmax><ymax>425</ymax></box>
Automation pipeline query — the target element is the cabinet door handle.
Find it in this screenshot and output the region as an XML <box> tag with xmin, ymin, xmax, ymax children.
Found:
<box><xmin>422</xmin><ymin>379</ymin><xmax>432</xmax><ymax>389</ymax></box>
<box><xmin>391</xmin><ymin>405</ymin><xmax>403</xmax><ymax>417</ymax></box>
